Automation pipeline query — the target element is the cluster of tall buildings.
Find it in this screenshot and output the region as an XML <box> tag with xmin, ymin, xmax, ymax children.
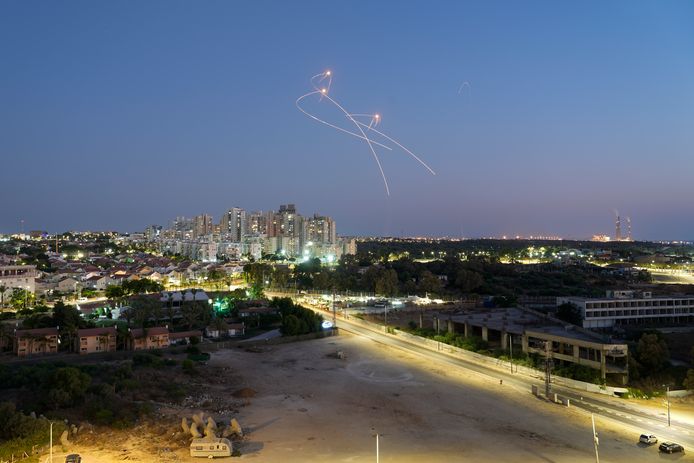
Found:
<box><xmin>146</xmin><ymin>204</ymin><xmax>355</xmax><ymax>263</ymax></box>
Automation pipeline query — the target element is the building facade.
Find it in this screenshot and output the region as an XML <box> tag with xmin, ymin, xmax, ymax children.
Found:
<box><xmin>558</xmin><ymin>291</ymin><xmax>694</xmax><ymax>329</ymax></box>
<box><xmin>76</xmin><ymin>327</ymin><xmax>117</xmax><ymax>354</ymax></box>
<box><xmin>0</xmin><ymin>265</ymin><xmax>38</xmax><ymax>300</ymax></box>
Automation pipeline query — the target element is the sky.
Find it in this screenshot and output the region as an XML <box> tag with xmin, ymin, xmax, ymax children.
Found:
<box><xmin>1</xmin><ymin>1</ymin><xmax>693</xmax><ymax>240</ymax></box>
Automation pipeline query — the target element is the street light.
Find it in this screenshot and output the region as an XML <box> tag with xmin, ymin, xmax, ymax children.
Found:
<box><xmin>49</xmin><ymin>421</ymin><xmax>54</xmax><ymax>463</ymax></box>
<box><xmin>371</xmin><ymin>428</ymin><xmax>380</xmax><ymax>463</ymax></box>
<box><xmin>667</xmin><ymin>386</ymin><xmax>671</xmax><ymax>427</ymax></box>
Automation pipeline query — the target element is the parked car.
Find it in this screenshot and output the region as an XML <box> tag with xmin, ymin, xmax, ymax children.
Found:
<box><xmin>639</xmin><ymin>434</ymin><xmax>657</xmax><ymax>445</ymax></box>
<box><xmin>65</xmin><ymin>455</ymin><xmax>82</xmax><ymax>463</ymax></box>
<box><xmin>659</xmin><ymin>442</ymin><xmax>684</xmax><ymax>454</ymax></box>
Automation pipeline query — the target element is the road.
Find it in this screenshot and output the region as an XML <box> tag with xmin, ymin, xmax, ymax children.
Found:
<box><xmin>271</xmin><ymin>290</ymin><xmax>694</xmax><ymax>450</ymax></box>
<box><xmin>338</xmin><ymin>315</ymin><xmax>694</xmax><ymax>447</ymax></box>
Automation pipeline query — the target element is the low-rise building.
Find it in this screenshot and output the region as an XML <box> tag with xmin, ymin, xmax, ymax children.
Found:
<box><xmin>447</xmin><ymin>307</ymin><xmax>629</xmax><ymax>384</ymax></box>
<box><xmin>169</xmin><ymin>330</ymin><xmax>203</xmax><ymax>345</ymax></box>
<box><xmin>0</xmin><ymin>265</ymin><xmax>38</xmax><ymax>302</ymax></box>
<box><xmin>128</xmin><ymin>326</ymin><xmax>170</xmax><ymax>350</ymax></box>
<box><xmin>558</xmin><ymin>291</ymin><xmax>694</xmax><ymax>329</ymax></box>
<box><xmin>205</xmin><ymin>322</ymin><xmax>245</xmax><ymax>338</ymax></box>
<box><xmin>76</xmin><ymin>327</ymin><xmax>117</xmax><ymax>354</ymax></box>
<box><xmin>14</xmin><ymin>327</ymin><xmax>59</xmax><ymax>357</ymax></box>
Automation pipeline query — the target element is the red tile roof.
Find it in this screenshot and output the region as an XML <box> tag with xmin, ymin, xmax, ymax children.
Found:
<box><xmin>15</xmin><ymin>327</ymin><xmax>59</xmax><ymax>337</ymax></box>
<box><xmin>77</xmin><ymin>327</ymin><xmax>117</xmax><ymax>337</ymax></box>
<box><xmin>169</xmin><ymin>330</ymin><xmax>203</xmax><ymax>339</ymax></box>
<box><xmin>129</xmin><ymin>326</ymin><xmax>169</xmax><ymax>337</ymax></box>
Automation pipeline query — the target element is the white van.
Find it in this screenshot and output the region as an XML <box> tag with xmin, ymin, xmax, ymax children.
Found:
<box><xmin>190</xmin><ymin>437</ymin><xmax>233</xmax><ymax>458</ymax></box>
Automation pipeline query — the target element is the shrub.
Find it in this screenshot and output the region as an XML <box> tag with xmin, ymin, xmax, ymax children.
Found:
<box><xmin>182</xmin><ymin>359</ymin><xmax>195</xmax><ymax>375</ymax></box>
<box><xmin>133</xmin><ymin>353</ymin><xmax>164</xmax><ymax>368</ymax></box>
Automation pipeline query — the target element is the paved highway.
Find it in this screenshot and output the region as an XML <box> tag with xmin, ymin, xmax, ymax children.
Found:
<box><xmin>304</xmin><ymin>300</ymin><xmax>694</xmax><ymax>450</ymax></box>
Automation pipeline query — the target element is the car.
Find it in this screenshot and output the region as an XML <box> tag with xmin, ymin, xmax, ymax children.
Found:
<box><xmin>65</xmin><ymin>455</ymin><xmax>82</xmax><ymax>463</ymax></box>
<box><xmin>639</xmin><ymin>434</ymin><xmax>657</xmax><ymax>445</ymax></box>
<box><xmin>659</xmin><ymin>442</ymin><xmax>684</xmax><ymax>454</ymax></box>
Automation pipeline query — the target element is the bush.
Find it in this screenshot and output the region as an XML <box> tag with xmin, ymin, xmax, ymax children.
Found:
<box><xmin>133</xmin><ymin>353</ymin><xmax>165</xmax><ymax>368</ymax></box>
<box><xmin>182</xmin><ymin>359</ymin><xmax>195</xmax><ymax>375</ymax></box>
<box><xmin>0</xmin><ymin>402</ymin><xmax>66</xmax><ymax>461</ymax></box>
<box><xmin>186</xmin><ymin>345</ymin><xmax>201</xmax><ymax>355</ymax></box>
<box><xmin>187</xmin><ymin>352</ymin><xmax>210</xmax><ymax>362</ymax></box>
<box><xmin>45</xmin><ymin>367</ymin><xmax>91</xmax><ymax>409</ymax></box>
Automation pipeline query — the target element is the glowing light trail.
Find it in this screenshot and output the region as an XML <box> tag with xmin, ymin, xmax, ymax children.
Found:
<box><xmin>296</xmin><ymin>70</ymin><xmax>436</xmax><ymax>195</ymax></box>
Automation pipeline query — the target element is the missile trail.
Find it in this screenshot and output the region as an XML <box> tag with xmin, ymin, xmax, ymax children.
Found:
<box><xmin>296</xmin><ymin>70</ymin><xmax>435</xmax><ymax>195</ymax></box>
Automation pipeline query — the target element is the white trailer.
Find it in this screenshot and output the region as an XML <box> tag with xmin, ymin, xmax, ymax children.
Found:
<box><xmin>190</xmin><ymin>437</ymin><xmax>233</xmax><ymax>458</ymax></box>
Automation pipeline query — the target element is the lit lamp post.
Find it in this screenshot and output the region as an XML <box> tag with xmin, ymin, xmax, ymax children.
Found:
<box><xmin>668</xmin><ymin>386</ymin><xmax>671</xmax><ymax>427</ymax></box>
<box><xmin>49</xmin><ymin>421</ymin><xmax>53</xmax><ymax>463</ymax></box>
<box><xmin>371</xmin><ymin>428</ymin><xmax>380</xmax><ymax>463</ymax></box>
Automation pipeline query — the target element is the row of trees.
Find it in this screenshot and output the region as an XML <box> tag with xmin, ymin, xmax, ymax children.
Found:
<box><xmin>0</xmin><ymin>286</ymin><xmax>35</xmax><ymax>311</ymax></box>
<box><xmin>271</xmin><ymin>298</ymin><xmax>323</xmax><ymax>336</ymax></box>
<box><xmin>105</xmin><ymin>278</ymin><xmax>164</xmax><ymax>302</ymax></box>
<box><xmin>243</xmin><ymin>254</ymin><xmax>629</xmax><ymax>299</ymax></box>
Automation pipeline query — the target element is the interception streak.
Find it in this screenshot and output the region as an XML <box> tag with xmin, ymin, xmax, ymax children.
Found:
<box><xmin>296</xmin><ymin>70</ymin><xmax>436</xmax><ymax>195</ymax></box>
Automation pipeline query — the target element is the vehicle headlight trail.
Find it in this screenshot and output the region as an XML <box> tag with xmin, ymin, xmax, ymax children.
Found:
<box><xmin>296</xmin><ymin>70</ymin><xmax>436</xmax><ymax>195</ymax></box>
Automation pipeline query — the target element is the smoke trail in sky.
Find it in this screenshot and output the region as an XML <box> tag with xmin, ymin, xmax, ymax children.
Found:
<box><xmin>296</xmin><ymin>70</ymin><xmax>436</xmax><ymax>196</ymax></box>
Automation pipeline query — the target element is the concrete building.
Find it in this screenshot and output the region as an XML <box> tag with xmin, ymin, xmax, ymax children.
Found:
<box><xmin>220</xmin><ymin>207</ymin><xmax>247</xmax><ymax>242</ymax></box>
<box><xmin>128</xmin><ymin>326</ymin><xmax>170</xmax><ymax>350</ymax></box>
<box><xmin>304</xmin><ymin>214</ymin><xmax>336</xmax><ymax>245</ymax></box>
<box><xmin>76</xmin><ymin>327</ymin><xmax>117</xmax><ymax>354</ymax></box>
<box><xmin>0</xmin><ymin>265</ymin><xmax>38</xmax><ymax>301</ymax></box>
<box><xmin>446</xmin><ymin>307</ymin><xmax>629</xmax><ymax>384</ymax></box>
<box><xmin>558</xmin><ymin>291</ymin><xmax>694</xmax><ymax>329</ymax></box>
<box><xmin>14</xmin><ymin>327</ymin><xmax>60</xmax><ymax>357</ymax></box>
<box><xmin>194</xmin><ymin>214</ymin><xmax>214</xmax><ymax>239</ymax></box>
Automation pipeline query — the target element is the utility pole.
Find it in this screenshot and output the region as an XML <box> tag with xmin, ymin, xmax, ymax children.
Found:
<box><xmin>332</xmin><ymin>288</ymin><xmax>336</xmax><ymax>327</ymax></box>
<box><xmin>508</xmin><ymin>333</ymin><xmax>513</xmax><ymax>374</ymax></box>
<box><xmin>591</xmin><ymin>413</ymin><xmax>600</xmax><ymax>463</ymax></box>
<box><xmin>544</xmin><ymin>340</ymin><xmax>552</xmax><ymax>398</ymax></box>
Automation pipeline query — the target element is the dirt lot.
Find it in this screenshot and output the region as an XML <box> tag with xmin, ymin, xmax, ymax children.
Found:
<box><xmin>49</xmin><ymin>331</ymin><xmax>694</xmax><ymax>462</ymax></box>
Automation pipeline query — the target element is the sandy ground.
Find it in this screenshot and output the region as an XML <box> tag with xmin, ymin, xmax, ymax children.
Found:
<box><xmin>49</xmin><ymin>332</ymin><xmax>693</xmax><ymax>462</ymax></box>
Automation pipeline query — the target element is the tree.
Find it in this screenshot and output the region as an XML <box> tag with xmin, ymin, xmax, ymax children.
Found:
<box><xmin>683</xmin><ymin>369</ymin><xmax>694</xmax><ymax>391</ymax></box>
<box><xmin>418</xmin><ymin>270</ymin><xmax>443</xmax><ymax>296</ymax></box>
<box><xmin>130</xmin><ymin>295</ymin><xmax>160</xmax><ymax>328</ymax></box>
<box><xmin>636</xmin><ymin>333</ymin><xmax>670</xmax><ymax>371</ymax></box>
<box><xmin>0</xmin><ymin>284</ymin><xmax>6</xmax><ymax>308</ymax></box>
<box><xmin>454</xmin><ymin>269</ymin><xmax>483</xmax><ymax>293</ymax></box>
<box><xmin>105</xmin><ymin>285</ymin><xmax>125</xmax><ymax>306</ymax></box>
<box><xmin>46</xmin><ymin>367</ymin><xmax>91</xmax><ymax>409</ymax></box>
<box><xmin>375</xmin><ymin>269</ymin><xmax>398</xmax><ymax>297</ymax></box>
<box><xmin>556</xmin><ymin>303</ymin><xmax>583</xmax><ymax>326</ymax></box>
<box><xmin>10</xmin><ymin>288</ymin><xmax>34</xmax><ymax>311</ymax></box>
<box><xmin>180</xmin><ymin>301</ymin><xmax>211</xmax><ymax>330</ymax></box>
<box><xmin>52</xmin><ymin>302</ymin><xmax>85</xmax><ymax>351</ymax></box>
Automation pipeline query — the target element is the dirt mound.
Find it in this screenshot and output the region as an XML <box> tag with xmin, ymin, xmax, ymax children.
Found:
<box><xmin>232</xmin><ymin>387</ymin><xmax>257</xmax><ymax>398</ymax></box>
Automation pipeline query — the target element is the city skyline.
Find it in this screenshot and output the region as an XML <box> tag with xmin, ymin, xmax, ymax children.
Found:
<box><xmin>2</xmin><ymin>1</ymin><xmax>693</xmax><ymax>240</ymax></box>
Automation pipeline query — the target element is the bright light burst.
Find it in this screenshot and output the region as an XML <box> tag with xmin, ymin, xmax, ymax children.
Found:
<box><xmin>296</xmin><ymin>70</ymin><xmax>436</xmax><ymax>195</ymax></box>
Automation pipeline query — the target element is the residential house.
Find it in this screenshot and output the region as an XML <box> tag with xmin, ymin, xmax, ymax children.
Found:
<box><xmin>206</xmin><ymin>322</ymin><xmax>245</xmax><ymax>338</ymax></box>
<box><xmin>76</xmin><ymin>327</ymin><xmax>117</xmax><ymax>354</ymax></box>
<box><xmin>14</xmin><ymin>327</ymin><xmax>59</xmax><ymax>356</ymax></box>
<box><xmin>57</xmin><ymin>277</ymin><xmax>81</xmax><ymax>294</ymax></box>
<box><xmin>128</xmin><ymin>326</ymin><xmax>170</xmax><ymax>350</ymax></box>
<box><xmin>169</xmin><ymin>330</ymin><xmax>203</xmax><ymax>345</ymax></box>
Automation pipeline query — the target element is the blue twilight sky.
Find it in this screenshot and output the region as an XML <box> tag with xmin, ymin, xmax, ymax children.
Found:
<box><xmin>1</xmin><ymin>1</ymin><xmax>693</xmax><ymax>240</ymax></box>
